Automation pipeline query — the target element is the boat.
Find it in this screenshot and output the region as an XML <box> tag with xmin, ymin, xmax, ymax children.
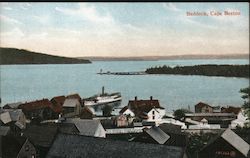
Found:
<box><xmin>84</xmin><ymin>87</ymin><xmax>122</xmax><ymax>107</ymax></box>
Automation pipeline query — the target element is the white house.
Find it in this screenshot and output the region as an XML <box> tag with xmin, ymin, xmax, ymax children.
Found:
<box><xmin>230</xmin><ymin>111</ymin><xmax>249</xmax><ymax>128</ymax></box>
<box><xmin>120</xmin><ymin>96</ymin><xmax>166</xmax><ymax>123</ymax></box>
<box><xmin>146</xmin><ymin>107</ymin><xmax>166</xmax><ymax>123</ymax></box>
<box><xmin>119</xmin><ymin>106</ymin><xmax>135</xmax><ymax>117</ymax></box>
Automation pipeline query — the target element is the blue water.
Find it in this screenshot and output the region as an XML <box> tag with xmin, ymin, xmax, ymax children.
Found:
<box><xmin>0</xmin><ymin>59</ymin><xmax>249</xmax><ymax>112</ymax></box>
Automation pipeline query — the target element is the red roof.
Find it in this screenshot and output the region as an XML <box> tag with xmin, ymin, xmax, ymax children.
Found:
<box><xmin>51</xmin><ymin>96</ymin><xmax>66</xmax><ymax>113</ymax></box>
<box><xmin>221</xmin><ymin>106</ymin><xmax>241</xmax><ymax>115</ymax></box>
<box><xmin>119</xmin><ymin>106</ymin><xmax>129</xmax><ymax>114</ymax></box>
<box><xmin>19</xmin><ymin>99</ymin><xmax>53</xmax><ymax>111</ymax></box>
<box><xmin>81</xmin><ymin>106</ymin><xmax>93</xmax><ymax>115</ymax></box>
<box><xmin>128</xmin><ymin>99</ymin><xmax>164</xmax><ymax>117</ymax></box>
<box><xmin>195</xmin><ymin>102</ymin><xmax>212</xmax><ymax>109</ymax></box>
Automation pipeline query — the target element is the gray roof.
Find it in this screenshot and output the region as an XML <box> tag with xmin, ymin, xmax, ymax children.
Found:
<box><xmin>0</xmin><ymin>112</ymin><xmax>12</xmax><ymax>124</ymax></box>
<box><xmin>185</xmin><ymin>113</ymin><xmax>235</xmax><ymax>117</ymax></box>
<box><xmin>23</xmin><ymin>125</ymin><xmax>58</xmax><ymax>147</ymax></box>
<box><xmin>0</xmin><ymin>126</ymin><xmax>10</xmax><ymax>136</ymax></box>
<box><xmin>0</xmin><ymin>109</ymin><xmax>24</xmax><ymax>123</ymax></box>
<box><xmin>47</xmin><ymin>133</ymin><xmax>185</xmax><ymax>158</ymax></box>
<box><xmin>221</xmin><ymin>128</ymin><xmax>250</xmax><ymax>157</ymax></box>
<box><xmin>3</xmin><ymin>102</ymin><xmax>22</xmax><ymax>109</ymax></box>
<box><xmin>9</xmin><ymin>109</ymin><xmax>23</xmax><ymax>121</ymax></box>
<box><xmin>64</xmin><ymin>119</ymin><xmax>103</xmax><ymax>136</ymax></box>
<box><xmin>145</xmin><ymin>126</ymin><xmax>170</xmax><ymax>144</ymax></box>
<box><xmin>63</xmin><ymin>98</ymin><xmax>80</xmax><ymax>107</ymax></box>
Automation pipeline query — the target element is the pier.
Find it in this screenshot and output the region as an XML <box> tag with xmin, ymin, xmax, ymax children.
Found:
<box><xmin>97</xmin><ymin>71</ymin><xmax>147</xmax><ymax>75</ymax></box>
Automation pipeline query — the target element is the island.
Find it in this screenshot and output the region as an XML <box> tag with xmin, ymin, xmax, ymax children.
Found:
<box><xmin>145</xmin><ymin>64</ymin><xmax>249</xmax><ymax>78</ymax></box>
<box><xmin>0</xmin><ymin>47</ymin><xmax>91</xmax><ymax>65</ymax></box>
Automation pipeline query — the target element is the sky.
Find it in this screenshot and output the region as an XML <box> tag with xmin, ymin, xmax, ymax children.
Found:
<box><xmin>0</xmin><ymin>2</ymin><xmax>249</xmax><ymax>57</ymax></box>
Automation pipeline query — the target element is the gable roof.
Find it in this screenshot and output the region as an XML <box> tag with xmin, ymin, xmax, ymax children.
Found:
<box><xmin>144</xmin><ymin>126</ymin><xmax>170</xmax><ymax>144</ymax></box>
<box><xmin>3</xmin><ymin>102</ymin><xmax>22</xmax><ymax>109</ymax></box>
<box><xmin>51</xmin><ymin>96</ymin><xmax>66</xmax><ymax>113</ymax></box>
<box><xmin>119</xmin><ymin>106</ymin><xmax>129</xmax><ymax>114</ymax></box>
<box><xmin>221</xmin><ymin>106</ymin><xmax>242</xmax><ymax>115</ymax></box>
<box><xmin>195</xmin><ymin>102</ymin><xmax>212</xmax><ymax>109</ymax></box>
<box><xmin>64</xmin><ymin>119</ymin><xmax>103</xmax><ymax>137</ymax></box>
<box><xmin>23</xmin><ymin>125</ymin><xmax>58</xmax><ymax>147</ymax></box>
<box><xmin>201</xmin><ymin>128</ymin><xmax>250</xmax><ymax>157</ymax></box>
<box><xmin>47</xmin><ymin>133</ymin><xmax>185</xmax><ymax>158</ymax></box>
<box><xmin>128</xmin><ymin>99</ymin><xmax>164</xmax><ymax>117</ymax></box>
<box><xmin>19</xmin><ymin>99</ymin><xmax>53</xmax><ymax>111</ymax></box>
<box><xmin>221</xmin><ymin>128</ymin><xmax>250</xmax><ymax>157</ymax></box>
<box><xmin>1</xmin><ymin>136</ymin><xmax>28</xmax><ymax>158</ymax></box>
<box><xmin>66</xmin><ymin>93</ymin><xmax>81</xmax><ymax>101</ymax></box>
<box><xmin>159</xmin><ymin>123</ymin><xmax>182</xmax><ymax>134</ymax></box>
<box><xmin>63</xmin><ymin>98</ymin><xmax>80</xmax><ymax>107</ymax></box>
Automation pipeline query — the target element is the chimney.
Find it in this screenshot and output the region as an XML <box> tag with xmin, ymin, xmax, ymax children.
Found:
<box><xmin>150</xmin><ymin>96</ymin><xmax>153</xmax><ymax>100</ymax></box>
<box><xmin>135</xmin><ymin>96</ymin><xmax>137</xmax><ymax>101</ymax></box>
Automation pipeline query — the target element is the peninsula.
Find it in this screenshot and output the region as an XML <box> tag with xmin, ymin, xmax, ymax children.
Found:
<box><xmin>0</xmin><ymin>47</ymin><xmax>91</xmax><ymax>65</ymax></box>
<box><xmin>145</xmin><ymin>64</ymin><xmax>249</xmax><ymax>78</ymax></box>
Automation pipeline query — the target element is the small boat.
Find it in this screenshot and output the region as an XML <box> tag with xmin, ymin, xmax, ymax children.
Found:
<box><xmin>84</xmin><ymin>87</ymin><xmax>122</xmax><ymax>107</ymax></box>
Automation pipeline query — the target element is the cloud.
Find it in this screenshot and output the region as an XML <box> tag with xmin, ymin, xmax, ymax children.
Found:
<box><xmin>0</xmin><ymin>27</ymin><xmax>25</xmax><ymax>38</ymax></box>
<box><xmin>3</xmin><ymin>7</ymin><xmax>13</xmax><ymax>10</ymax></box>
<box><xmin>0</xmin><ymin>15</ymin><xmax>23</xmax><ymax>25</ymax></box>
<box><xmin>163</xmin><ymin>3</ymin><xmax>181</xmax><ymax>12</ymax></box>
<box><xmin>32</xmin><ymin>15</ymin><xmax>50</xmax><ymax>25</ymax></box>
<box><xmin>55</xmin><ymin>4</ymin><xmax>115</xmax><ymax>24</ymax></box>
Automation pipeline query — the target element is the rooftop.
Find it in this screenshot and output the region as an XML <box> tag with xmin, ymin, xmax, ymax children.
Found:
<box><xmin>47</xmin><ymin>133</ymin><xmax>185</xmax><ymax>158</ymax></box>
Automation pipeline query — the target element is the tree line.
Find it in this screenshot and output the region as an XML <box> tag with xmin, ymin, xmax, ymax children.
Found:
<box><xmin>145</xmin><ymin>64</ymin><xmax>249</xmax><ymax>78</ymax></box>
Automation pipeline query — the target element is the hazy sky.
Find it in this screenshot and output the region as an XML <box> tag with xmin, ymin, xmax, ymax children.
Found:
<box><xmin>0</xmin><ymin>3</ymin><xmax>249</xmax><ymax>57</ymax></box>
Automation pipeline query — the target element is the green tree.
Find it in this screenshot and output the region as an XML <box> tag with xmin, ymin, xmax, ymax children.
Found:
<box><xmin>240</xmin><ymin>87</ymin><xmax>250</xmax><ymax>125</ymax></box>
<box><xmin>173</xmin><ymin>108</ymin><xmax>192</xmax><ymax>121</ymax></box>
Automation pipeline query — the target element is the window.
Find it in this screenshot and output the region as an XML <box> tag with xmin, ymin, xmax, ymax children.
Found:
<box><xmin>25</xmin><ymin>145</ymin><xmax>29</xmax><ymax>151</ymax></box>
<box><xmin>153</xmin><ymin>116</ymin><xmax>155</xmax><ymax>120</ymax></box>
<box><xmin>152</xmin><ymin>111</ymin><xmax>155</xmax><ymax>115</ymax></box>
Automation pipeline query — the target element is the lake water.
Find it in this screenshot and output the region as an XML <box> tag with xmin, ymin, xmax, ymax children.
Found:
<box><xmin>0</xmin><ymin>59</ymin><xmax>249</xmax><ymax>112</ymax></box>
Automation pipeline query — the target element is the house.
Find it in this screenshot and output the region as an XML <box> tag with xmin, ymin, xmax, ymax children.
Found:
<box><xmin>80</xmin><ymin>106</ymin><xmax>94</xmax><ymax>119</ymax></box>
<box><xmin>133</xmin><ymin>124</ymin><xmax>187</xmax><ymax>148</ymax></box>
<box><xmin>159</xmin><ymin>123</ymin><xmax>188</xmax><ymax>147</ymax></box>
<box><xmin>23</xmin><ymin>124</ymin><xmax>59</xmax><ymax>158</ymax></box>
<box><xmin>1</xmin><ymin>136</ymin><xmax>36</xmax><ymax>158</ymax></box>
<box><xmin>64</xmin><ymin>118</ymin><xmax>106</xmax><ymax>138</ymax></box>
<box><xmin>50</xmin><ymin>95</ymin><xmax>66</xmax><ymax>114</ymax></box>
<box><xmin>119</xmin><ymin>106</ymin><xmax>135</xmax><ymax>117</ymax></box>
<box><xmin>0</xmin><ymin>109</ymin><xmax>26</xmax><ymax>133</ymax></box>
<box><xmin>195</xmin><ymin>102</ymin><xmax>213</xmax><ymax>113</ymax></box>
<box><xmin>185</xmin><ymin>113</ymin><xmax>236</xmax><ymax>128</ymax></box>
<box><xmin>66</xmin><ymin>93</ymin><xmax>82</xmax><ymax>105</ymax></box>
<box><xmin>199</xmin><ymin>128</ymin><xmax>250</xmax><ymax>158</ymax></box>
<box><xmin>230</xmin><ymin>111</ymin><xmax>248</xmax><ymax>128</ymax></box>
<box><xmin>46</xmin><ymin>133</ymin><xmax>186</xmax><ymax>158</ymax></box>
<box><xmin>19</xmin><ymin>99</ymin><xmax>58</xmax><ymax>120</ymax></box>
<box><xmin>114</xmin><ymin>114</ymin><xmax>129</xmax><ymax>127</ymax></box>
<box><xmin>133</xmin><ymin>126</ymin><xmax>170</xmax><ymax>145</ymax></box>
<box><xmin>3</xmin><ymin>102</ymin><xmax>22</xmax><ymax>109</ymax></box>
<box><xmin>221</xmin><ymin>106</ymin><xmax>242</xmax><ymax>115</ymax></box>
<box><xmin>122</xmin><ymin>96</ymin><xmax>165</xmax><ymax>123</ymax></box>
<box><xmin>62</xmin><ymin>98</ymin><xmax>81</xmax><ymax>118</ymax></box>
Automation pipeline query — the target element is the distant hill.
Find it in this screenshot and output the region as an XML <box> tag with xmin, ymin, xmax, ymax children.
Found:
<box><xmin>0</xmin><ymin>47</ymin><xmax>91</xmax><ymax>65</ymax></box>
<box><xmin>79</xmin><ymin>54</ymin><xmax>249</xmax><ymax>61</ymax></box>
